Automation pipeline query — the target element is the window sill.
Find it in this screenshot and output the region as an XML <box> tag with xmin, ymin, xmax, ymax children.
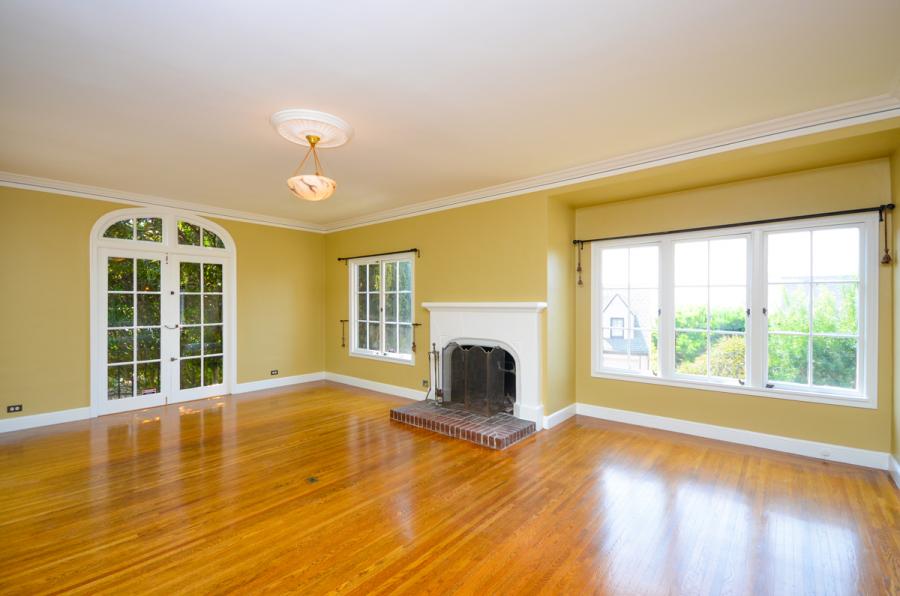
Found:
<box><xmin>349</xmin><ymin>350</ymin><xmax>415</xmax><ymax>366</ymax></box>
<box><xmin>589</xmin><ymin>370</ymin><xmax>876</xmax><ymax>409</ymax></box>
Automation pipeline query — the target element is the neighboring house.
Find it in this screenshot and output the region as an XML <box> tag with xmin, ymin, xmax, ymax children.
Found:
<box><xmin>601</xmin><ymin>293</ymin><xmax>650</xmax><ymax>369</ymax></box>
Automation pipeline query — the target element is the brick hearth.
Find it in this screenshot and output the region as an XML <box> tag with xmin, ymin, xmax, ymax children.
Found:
<box><xmin>390</xmin><ymin>401</ymin><xmax>536</xmax><ymax>450</ymax></box>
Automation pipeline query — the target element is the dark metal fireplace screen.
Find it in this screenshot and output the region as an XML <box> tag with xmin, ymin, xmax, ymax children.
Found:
<box><xmin>441</xmin><ymin>343</ymin><xmax>516</xmax><ymax>416</ymax></box>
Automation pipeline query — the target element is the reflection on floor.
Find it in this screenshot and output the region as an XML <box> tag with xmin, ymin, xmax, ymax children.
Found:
<box><xmin>0</xmin><ymin>381</ymin><xmax>897</xmax><ymax>594</ymax></box>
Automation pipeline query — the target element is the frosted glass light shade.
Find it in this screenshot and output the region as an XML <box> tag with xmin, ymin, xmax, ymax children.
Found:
<box><xmin>287</xmin><ymin>174</ymin><xmax>337</xmax><ymax>202</ymax></box>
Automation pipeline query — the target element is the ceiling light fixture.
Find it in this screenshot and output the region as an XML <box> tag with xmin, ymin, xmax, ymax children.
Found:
<box><xmin>270</xmin><ymin>109</ymin><xmax>353</xmax><ymax>202</ymax></box>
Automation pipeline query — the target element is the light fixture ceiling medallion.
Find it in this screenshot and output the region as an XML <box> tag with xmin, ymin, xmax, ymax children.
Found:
<box><xmin>270</xmin><ymin>109</ymin><xmax>353</xmax><ymax>202</ymax></box>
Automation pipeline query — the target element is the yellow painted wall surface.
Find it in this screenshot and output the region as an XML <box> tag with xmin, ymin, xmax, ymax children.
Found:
<box><xmin>0</xmin><ymin>188</ymin><xmax>324</xmax><ymax>419</ymax></box>
<box><xmin>324</xmin><ymin>193</ymin><xmax>550</xmax><ymax>393</ymax></box>
<box><xmin>545</xmin><ymin>199</ymin><xmax>576</xmax><ymax>413</ymax></box>
<box><xmin>891</xmin><ymin>150</ymin><xmax>900</xmax><ymax>461</ymax></box>
<box><xmin>574</xmin><ymin>159</ymin><xmax>894</xmax><ymax>451</ymax></box>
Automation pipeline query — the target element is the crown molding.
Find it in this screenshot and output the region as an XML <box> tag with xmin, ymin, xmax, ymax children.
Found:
<box><xmin>324</xmin><ymin>93</ymin><xmax>900</xmax><ymax>231</ymax></box>
<box><xmin>3</xmin><ymin>94</ymin><xmax>899</xmax><ymax>234</ymax></box>
<box><xmin>0</xmin><ymin>171</ymin><xmax>328</xmax><ymax>233</ymax></box>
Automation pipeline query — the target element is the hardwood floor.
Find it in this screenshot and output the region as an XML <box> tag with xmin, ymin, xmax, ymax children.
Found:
<box><xmin>1</xmin><ymin>381</ymin><xmax>898</xmax><ymax>595</ymax></box>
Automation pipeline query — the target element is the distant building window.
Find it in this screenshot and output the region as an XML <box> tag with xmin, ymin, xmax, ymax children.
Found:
<box><xmin>610</xmin><ymin>317</ymin><xmax>625</xmax><ymax>338</ymax></box>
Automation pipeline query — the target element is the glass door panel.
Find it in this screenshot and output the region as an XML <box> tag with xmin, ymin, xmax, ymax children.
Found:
<box><xmin>100</xmin><ymin>250</ymin><xmax>167</xmax><ymax>414</ymax></box>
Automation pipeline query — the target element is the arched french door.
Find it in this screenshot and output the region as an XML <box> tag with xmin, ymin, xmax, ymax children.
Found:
<box><xmin>90</xmin><ymin>209</ymin><xmax>236</xmax><ymax>415</ymax></box>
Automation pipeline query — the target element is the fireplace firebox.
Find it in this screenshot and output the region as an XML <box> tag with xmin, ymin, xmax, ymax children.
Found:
<box><xmin>441</xmin><ymin>343</ymin><xmax>516</xmax><ymax>416</ymax></box>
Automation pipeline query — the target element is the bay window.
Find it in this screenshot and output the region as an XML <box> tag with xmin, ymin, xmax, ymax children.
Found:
<box><xmin>591</xmin><ymin>213</ymin><xmax>878</xmax><ymax>407</ymax></box>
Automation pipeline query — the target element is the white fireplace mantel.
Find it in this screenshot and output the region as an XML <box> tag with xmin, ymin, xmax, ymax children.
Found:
<box><xmin>422</xmin><ymin>301</ymin><xmax>547</xmax><ymax>427</ymax></box>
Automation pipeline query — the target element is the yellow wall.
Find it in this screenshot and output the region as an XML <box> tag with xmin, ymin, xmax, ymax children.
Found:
<box><xmin>545</xmin><ymin>199</ymin><xmax>576</xmax><ymax>413</ymax></box>
<box><xmin>574</xmin><ymin>159</ymin><xmax>894</xmax><ymax>452</ymax></box>
<box><xmin>324</xmin><ymin>193</ymin><xmax>550</xmax><ymax>393</ymax></box>
<box><xmin>0</xmin><ymin>187</ymin><xmax>324</xmax><ymax>419</ymax></box>
<box><xmin>892</xmin><ymin>150</ymin><xmax>900</xmax><ymax>462</ymax></box>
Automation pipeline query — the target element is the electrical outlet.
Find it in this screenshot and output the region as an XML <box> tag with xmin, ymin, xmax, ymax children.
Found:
<box><xmin>422</xmin><ymin>379</ymin><xmax>429</xmax><ymax>388</ymax></box>
<box><xmin>7</xmin><ymin>404</ymin><xmax>23</xmax><ymax>413</ymax></box>
<box><xmin>270</xmin><ymin>369</ymin><xmax>279</xmax><ymax>376</ymax></box>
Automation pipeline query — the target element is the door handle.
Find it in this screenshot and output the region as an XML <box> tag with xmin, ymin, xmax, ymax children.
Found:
<box><xmin>164</xmin><ymin>324</ymin><xmax>179</xmax><ymax>330</ymax></box>
<box><xmin>170</xmin><ymin>357</ymin><xmax>178</xmax><ymax>362</ymax></box>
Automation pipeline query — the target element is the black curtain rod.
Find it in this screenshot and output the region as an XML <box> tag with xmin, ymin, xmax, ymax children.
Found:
<box><xmin>573</xmin><ymin>204</ymin><xmax>895</xmax><ymax>245</ymax></box>
<box><xmin>337</xmin><ymin>248</ymin><xmax>420</xmax><ymax>263</ymax></box>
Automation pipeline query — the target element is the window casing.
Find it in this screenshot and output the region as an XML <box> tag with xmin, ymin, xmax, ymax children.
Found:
<box><xmin>591</xmin><ymin>213</ymin><xmax>878</xmax><ymax>408</ymax></box>
<box><xmin>349</xmin><ymin>253</ymin><xmax>415</xmax><ymax>364</ymax></box>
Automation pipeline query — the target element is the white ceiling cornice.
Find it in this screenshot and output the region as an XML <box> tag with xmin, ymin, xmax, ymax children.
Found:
<box><xmin>3</xmin><ymin>93</ymin><xmax>899</xmax><ymax>235</ymax></box>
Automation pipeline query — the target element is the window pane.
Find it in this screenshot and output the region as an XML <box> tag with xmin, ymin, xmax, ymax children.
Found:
<box><xmin>601</xmin><ymin>248</ymin><xmax>627</xmax><ymax>288</ymax></box>
<box><xmin>137</xmin><ymin>259</ymin><xmax>160</xmax><ymax>292</ymax></box>
<box><xmin>629</xmin><ymin>289</ymin><xmax>658</xmax><ymax>330</ymax></box>
<box><xmin>107</xmin><ymin>329</ymin><xmax>134</xmax><ymax>363</ymax></box>
<box><xmin>104</xmin><ymin>219</ymin><xmax>133</xmax><ymax>240</ymax></box>
<box><xmin>368</xmin><ymin>263</ymin><xmax>380</xmax><ymax>291</ymax></box>
<box><xmin>629</xmin><ymin>246</ymin><xmax>658</xmax><ymax>288</ymax></box>
<box><xmin>202</xmin><ymin>229</ymin><xmax>225</xmax><ymax>249</ymax></box>
<box><xmin>602</xmin><ymin>334</ymin><xmax>629</xmax><ymax>370</ymax></box>
<box><xmin>398</xmin><ymin>293</ymin><xmax>412</xmax><ymax>323</ymax></box>
<box><xmin>181</xmin><ymin>295</ymin><xmax>201</xmax><ymax>324</ymax></box>
<box><xmin>136</xmin><ymin>217</ymin><xmax>162</xmax><ymax>242</ymax></box>
<box><xmin>768</xmin><ymin>334</ymin><xmax>808</xmax><ymax>384</ymax></box>
<box><xmin>137</xmin><ymin>294</ymin><xmax>160</xmax><ymax>326</ymax></box>
<box><xmin>137</xmin><ymin>362</ymin><xmax>160</xmax><ymax>395</ymax></box>
<box><xmin>180</xmin><ymin>262</ymin><xmax>201</xmax><ymax>292</ymax></box>
<box><xmin>675</xmin><ymin>331</ymin><xmax>707</xmax><ymax>375</ymax></box>
<box><xmin>107</xmin><ymin>364</ymin><xmax>134</xmax><ymax>399</ymax></box>
<box><xmin>674</xmin><ymin>241</ymin><xmax>708</xmax><ymax>286</ymax></box>
<box><xmin>178</xmin><ymin>221</ymin><xmax>201</xmax><ymax>246</ymax></box>
<box><xmin>108</xmin><ymin>257</ymin><xmax>133</xmax><ymax>291</ymax></box>
<box><xmin>357</xmin><ymin>323</ymin><xmax>367</xmax><ymax>350</ymax></box>
<box><xmin>357</xmin><ymin>293</ymin><xmax>367</xmax><ymax>321</ymax></box>
<box><xmin>203</xmin><ymin>263</ymin><xmax>223</xmax><ymax>292</ymax></box>
<box><xmin>368</xmin><ymin>294</ymin><xmax>381</xmax><ymax>322</ymax></box>
<box><xmin>107</xmin><ymin>294</ymin><xmax>134</xmax><ymax>327</ymax></box>
<box><xmin>180</xmin><ymin>358</ymin><xmax>201</xmax><ymax>389</ymax></box>
<box><xmin>137</xmin><ymin>328</ymin><xmax>160</xmax><ymax>361</ymax></box>
<box><xmin>674</xmin><ymin>287</ymin><xmax>707</xmax><ymax>330</ymax></box>
<box><xmin>385</xmin><ymin>292</ymin><xmax>397</xmax><ymax>322</ymax></box>
<box><xmin>368</xmin><ymin>322</ymin><xmax>380</xmax><ymax>351</ymax></box>
<box><xmin>709</xmin><ymin>238</ymin><xmax>746</xmax><ymax>286</ymax></box>
<box><xmin>385</xmin><ymin>323</ymin><xmax>398</xmax><ymax>352</ymax></box>
<box><xmin>767</xmin><ymin>284</ymin><xmax>809</xmax><ymax>332</ymax></box>
<box><xmin>626</xmin><ymin>329</ymin><xmax>654</xmax><ymax>373</ymax></box>
<box><xmin>385</xmin><ymin>262</ymin><xmax>397</xmax><ymax>291</ymax></box>
<box><xmin>398</xmin><ymin>261</ymin><xmax>412</xmax><ymax>291</ymax></box>
<box><xmin>812</xmin><ymin>337</ymin><xmax>857</xmax><ymax>389</ymax></box>
<box><xmin>204</xmin><ymin>295</ymin><xmax>223</xmax><ymax>324</ymax></box>
<box><xmin>709</xmin><ymin>333</ymin><xmax>745</xmax><ymax>379</ymax></box>
<box><xmin>181</xmin><ymin>326</ymin><xmax>201</xmax><ymax>357</ymax></box>
<box><xmin>357</xmin><ymin>265</ymin><xmax>366</xmax><ymax>292</ymax></box>
<box><xmin>204</xmin><ymin>356</ymin><xmax>224</xmax><ymax>386</ymax></box>
<box><xmin>399</xmin><ymin>324</ymin><xmax>413</xmax><ymax>354</ymax></box>
<box><xmin>709</xmin><ymin>287</ymin><xmax>745</xmax><ymax>332</ymax></box>
<box><xmin>768</xmin><ymin>231</ymin><xmax>810</xmax><ymax>282</ymax></box>
<box><xmin>203</xmin><ymin>325</ymin><xmax>223</xmax><ymax>354</ymax></box>
<box><xmin>813</xmin><ymin>228</ymin><xmax>858</xmax><ymax>281</ymax></box>
<box><xmin>812</xmin><ymin>283</ymin><xmax>857</xmax><ymax>334</ymax></box>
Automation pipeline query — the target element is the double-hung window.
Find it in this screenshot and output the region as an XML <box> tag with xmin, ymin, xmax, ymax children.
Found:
<box><xmin>591</xmin><ymin>213</ymin><xmax>878</xmax><ymax>407</ymax></box>
<box><xmin>349</xmin><ymin>253</ymin><xmax>415</xmax><ymax>364</ymax></box>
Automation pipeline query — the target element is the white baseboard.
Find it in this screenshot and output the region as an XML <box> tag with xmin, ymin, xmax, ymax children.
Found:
<box><xmin>0</xmin><ymin>407</ymin><xmax>91</xmax><ymax>434</ymax></box>
<box><xmin>574</xmin><ymin>403</ymin><xmax>890</xmax><ymax>470</ymax></box>
<box><xmin>232</xmin><ymin>372</ymin><xmax>325</xmax><ymax>394</ymax></box>
<box><xmin>323</xmin><ymin>372</ymin><xmax>428</xmax><ymax>401</ymax></box>
<box><xmin>890</xmin><ymin>456</ymin><xmax>900</xmax><ymax>489</ymax></box>
<box><xmin>543</xmin><ymin>404</ymin><xmax>576</xmax><ymax>429</ymax></box>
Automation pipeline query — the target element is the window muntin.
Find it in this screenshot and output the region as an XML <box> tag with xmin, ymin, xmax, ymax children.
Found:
<box><xmin>673</xmin><ymin>236</ymin><xmax>748</xmax><ymax>383</ymax></box>
<box><xmin>598</xmin><ymin>244</ymin><xmax>659</xmax><ymax>376</ymax></box>
<box><xmin>592</xmin><ymin>215</ymin><xmax>876</xmax><ymax>406</ymax></box>
<box><xmin>350</xmin><ymin>255</ymin><xmax>414</xmax><ymax>363</ymax></box>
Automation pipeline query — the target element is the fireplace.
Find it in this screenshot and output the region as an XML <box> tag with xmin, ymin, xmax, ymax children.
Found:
<box><xmin>442</xmin><ymin>343</ymin><xmax>516</xmax><ymax>416</ymax></box>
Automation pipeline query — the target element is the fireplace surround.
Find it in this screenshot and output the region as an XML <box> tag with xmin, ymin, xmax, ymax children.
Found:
<box><xmin>422</xmin><ymin>302</ymin><xmax>546</xmax><ymax>427</ymax></box>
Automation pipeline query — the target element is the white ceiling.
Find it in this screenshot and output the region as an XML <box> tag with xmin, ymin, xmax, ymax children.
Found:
<box><xmin>1</xmin><ymin>1</ymin><xmax>899</xmax><ymax>228</ymax></box>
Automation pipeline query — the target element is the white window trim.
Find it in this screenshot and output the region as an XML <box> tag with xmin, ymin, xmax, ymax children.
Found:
<box><xmin>590</xmin><ymin>212</ymin><xmax>879</xmax><ymax>409</ymax></box>
<box><xmin>347</xmin><ymin>252</ymin><xmax>416</xmax><ymax>366</ymax></box>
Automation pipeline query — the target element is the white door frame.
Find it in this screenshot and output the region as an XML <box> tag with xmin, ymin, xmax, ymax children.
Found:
<box><xmin>90</xmin><ymin>208</ymin><xmax>237</xmax><ymax>417</ymax></box>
